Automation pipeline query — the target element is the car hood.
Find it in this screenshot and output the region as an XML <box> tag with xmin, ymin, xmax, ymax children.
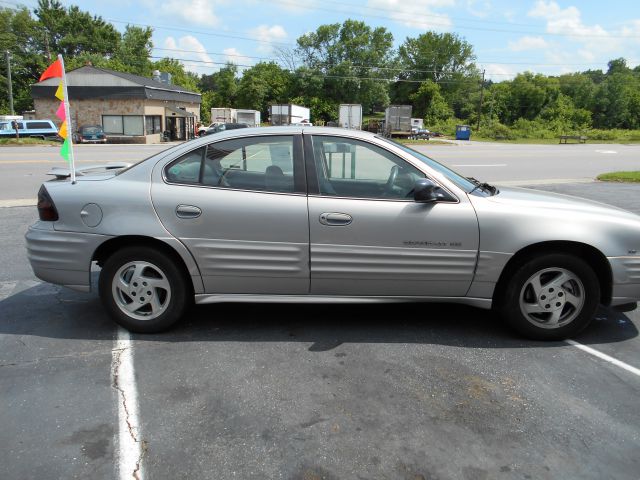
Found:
<box><xmin>482</xmin><ymin>186</ymin><xmax>639</xmax><ymax>220</ymax></box>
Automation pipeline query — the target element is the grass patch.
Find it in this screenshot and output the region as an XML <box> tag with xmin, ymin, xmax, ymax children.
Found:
<box><xmin>0</xmin><ymin>137</ymin><xmax>61</xmax><ymax>146</ymax></box>
<box><xmin>597</xmin><ymin>171</ymin><xmax>640</xmax><ymax>183</ymax></box>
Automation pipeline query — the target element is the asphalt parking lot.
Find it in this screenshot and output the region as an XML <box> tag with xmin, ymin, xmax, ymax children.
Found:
<box><xmin>1</xmin><ymin>147</ymin><xmax>640</xmax><ymax>479</ymax></box>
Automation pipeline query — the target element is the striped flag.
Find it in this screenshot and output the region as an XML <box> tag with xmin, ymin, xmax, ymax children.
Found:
<box><xmin>40</xmin><ymin>55</ymin><xmax>76</xmax><ymax>184</ymax></box>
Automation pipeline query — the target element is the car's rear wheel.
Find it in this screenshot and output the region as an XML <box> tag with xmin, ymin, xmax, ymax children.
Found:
<box><xmin>499</xmin><ymin>254</ymin><xmax>600</xmax><ymax>340</ymax></box>
<box><xmin>99</xmin><ymin>247</ymin><xmax>190</xmax><ymax>333</ymax></box>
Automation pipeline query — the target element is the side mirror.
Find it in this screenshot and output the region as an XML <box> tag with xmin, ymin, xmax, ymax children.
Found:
<box><xmin>413</xmin><ymin>178</ymin><xmax>453</xmax><ymax>203</ymax></box>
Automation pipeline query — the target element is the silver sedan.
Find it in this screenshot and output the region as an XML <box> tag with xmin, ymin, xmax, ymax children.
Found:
<box><xmin>25</xmin><ymin>127</ymin><xmax>640</xmax><ymax>339</ymax></box>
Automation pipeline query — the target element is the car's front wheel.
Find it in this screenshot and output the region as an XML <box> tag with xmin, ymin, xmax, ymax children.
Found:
<box><xmin>499</xmin><ymin>254</ymin><xmax>600</xmax><ymax>340</ymax></box>
<box><xmin>98</xmin><ymin>247</ymin><xmax>190</xmax><ymax>333</ymax></box>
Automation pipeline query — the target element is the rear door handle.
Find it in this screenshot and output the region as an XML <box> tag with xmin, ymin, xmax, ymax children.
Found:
<box><xmin>176</xmin><ymin>204</ymin><xmax>202</xmax><ymax>219</ymax></box>
<box><xmin>319</xmin><ymin>212</ymin><xmax>352</xmax><ymax>226</ymax></box>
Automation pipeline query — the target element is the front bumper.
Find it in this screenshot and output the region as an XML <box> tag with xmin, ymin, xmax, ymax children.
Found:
<box><xmin>25</xmin><ymin>223</ymin><xmax>110</xmax><ymax>292</ymax></box>
<box><xmin>608</xmin><ymin>256</ymin><xmax>640</xmax><ymax>306</ymax></box>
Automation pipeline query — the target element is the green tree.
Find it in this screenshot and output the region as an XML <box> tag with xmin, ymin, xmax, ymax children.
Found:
<box><xmin>593</xmin><ymin>72</ymin><xmax>640</xmax><ymax>128</ymax></box>
<box><xmin>409</xmin><ymin>80</ymin><xmax>452</xmax><ymax>124</ymax></box>
<box><xmin>540</xmin><ymin>93</ymin><xmax>592</xmax><ymax>131</ymax></box>
<box><xmin>295</xmin><ymin>19</ymin><xmax>394</xmax><ymax>112</ymax></box>
<box><xmin>393</xmin><ymin>31</ymin><xmax>479</xmax><ymax>115</ymax></box>
<box><xmin>0</xmin><ymin>6</ymin><xmax>43</xmax><ymax>113</ymax></box>
<box><xmin>151</xmin><ymin>58</ymin><xmax>200</xmax><ymax>91</ymax></box>
<box><xmin>199</xmin><ymin>63</ymin><xmax>238</xmax><ymax>107</ymax></box>
<box><xmin>112</xmin><ymin>25</ymin><xmax>153</xmax><ymax>75</ymax></box>
<box><xmin>236</xmin><ymin>62</ymin><xmax>291</xmax><ymax>116</ymax></box>
<box><xmin>498</xmin><ymin>72</ymin><xmax>560</xmax><ymax>124</ymax></box>
<box><xmin>558</xmin><ymin>73</ymin><xmax>596</xmax><ymax>111</ymax></box>
<box><xmin>35</xmin><ymin>0</ymin><xmax>120</xmax><ymax>60</ymax></box>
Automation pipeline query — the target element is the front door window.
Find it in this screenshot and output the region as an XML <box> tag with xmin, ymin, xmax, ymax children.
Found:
<box><xmin>311</xmin><ymin>136</ymin><xmax>425</xmax><ymax>200</ymax></box>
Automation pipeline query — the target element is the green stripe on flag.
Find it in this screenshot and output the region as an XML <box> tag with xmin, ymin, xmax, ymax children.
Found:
<box><xmin>60</xmin><ymin>138</ymin><xmax>70</xmax><ymax>163</ymax></box>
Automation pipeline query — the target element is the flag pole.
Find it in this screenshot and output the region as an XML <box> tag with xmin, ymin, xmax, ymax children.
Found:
<box><xmin>58</xmin><ymin>54</ymin><xmax>76</xmax><ymax>184</ymax></box>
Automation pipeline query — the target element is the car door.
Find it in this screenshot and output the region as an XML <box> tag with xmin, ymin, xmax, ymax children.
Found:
<box><xmin>151</xmin><ymin>133</ymin><xmax>310</xmax><ymax>295</ymax></box>
<box><xmin>305</xmin><ymin>134</ymin><xmax>479</xmax><ymax>297</ymax></box>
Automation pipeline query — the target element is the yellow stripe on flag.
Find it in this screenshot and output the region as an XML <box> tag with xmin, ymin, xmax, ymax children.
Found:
<box><xmin>58</xmin><ymin>120</ymin><xmax>67</xmax><ymax>139</ymax></box>
<box><xmin>55</xmin><ymin>81</ymin><xmax>64</xmax><ymax>101</ymax></box>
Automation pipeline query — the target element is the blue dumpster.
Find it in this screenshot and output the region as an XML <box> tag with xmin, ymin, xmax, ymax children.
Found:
<box><xmin>455</xmin><ymin>124</ymin><xmax>471</xmax><ymax>140</ymax></box>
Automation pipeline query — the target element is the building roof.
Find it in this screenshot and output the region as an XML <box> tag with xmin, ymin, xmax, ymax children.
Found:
<box><xmin>32</xmin><ymin>65</ymin><xmax>201</xmax><ymax>104</ymax></box>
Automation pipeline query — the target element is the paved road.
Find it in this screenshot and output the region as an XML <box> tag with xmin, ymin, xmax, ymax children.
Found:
<box><xmin>1</xmin><ymin>141</ymin><xmax>639</xmax><ymax>201</ymax></box>
<box><xmin>0</xmin><ymin>144</ymin><xmax>171</xmax><ymax>201</ymax></box>
<box><xmin>410</xmin><ymin>141</ymin><xmax>640</xmax><ymax>185</ymax></box>
<box><xmin>1</xmin><ymin>181</ymin><xmax>639</xmax><ymax>479</ymax></box>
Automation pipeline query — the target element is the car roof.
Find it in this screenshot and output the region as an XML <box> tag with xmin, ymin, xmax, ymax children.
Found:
<box><xmin>165</xmin><ymin>126</ymin><xmax>380</xmax><ymax>159</ymax></box>
<box><xmin>211</xmin><ymin>125</ymin><xmax>377</xmax><ymax>139</ymax></box>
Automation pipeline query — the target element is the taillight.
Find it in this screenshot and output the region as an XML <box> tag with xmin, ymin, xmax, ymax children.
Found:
<box><xmin>37</xmin><ymin>185</ymin><xmax>59</xmax><ymax>221</ymax></box>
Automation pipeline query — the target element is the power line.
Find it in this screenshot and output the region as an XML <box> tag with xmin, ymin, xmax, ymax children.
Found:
<box><xmin>155</xmin><ymin>55</ymin><xmax>640</xmax><ymax>87</ymax></box>
<box><xmin>294</xmin><ymin>0</ymin><xmax>626</xmax><ymax>31</ymax></box>
<box><xmin>268</xmin><ymin>0</ymin><xmax>640</xmax><ymax>39</ymax></box>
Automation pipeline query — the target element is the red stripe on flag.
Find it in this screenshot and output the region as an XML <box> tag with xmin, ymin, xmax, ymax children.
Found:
<box><xmin>40</xmin><ymin>59</ymin><xmax>63</xmax><ymax>81</ymax></box>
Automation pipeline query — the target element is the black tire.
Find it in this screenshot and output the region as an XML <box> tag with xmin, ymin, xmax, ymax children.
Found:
<box><xmin>98</xmin><ymin>247</ymin><xmax>191</xmax><ymax>333</ymax></box>
<box><xmin>498</xmin><ymin>253</ymin><xmax>600</xmax><ymax>340</ymax></box>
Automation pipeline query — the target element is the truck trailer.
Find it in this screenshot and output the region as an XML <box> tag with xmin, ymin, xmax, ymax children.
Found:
<box><xmin>339</xmin><ymin>104</ymin><xmax>363</xmax><ymax>129</ymax></box>
<box><xmin>269</xmin><ymin>104</ymin><xmax>311</xmax><ymax>126</ymax></box>
<box><xmin>235</xmin><ymin>109</ymin><xmax>261</xmax><ymax>127</ymax></box>
<box><xmin>384</xmin><ymin>105</ymin><xmax>413</xmax><ymax>137</ymax></box>
<box><xmin>210</xmin><ymin>108</ymin><xmax>236</xmax><ymax>124</ymax></box>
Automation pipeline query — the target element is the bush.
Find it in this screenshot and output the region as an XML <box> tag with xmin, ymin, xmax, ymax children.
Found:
<box><xmin>483</xmin><ymin>122</ymin><xmax>517</xmax><ymax>140</ymax></box>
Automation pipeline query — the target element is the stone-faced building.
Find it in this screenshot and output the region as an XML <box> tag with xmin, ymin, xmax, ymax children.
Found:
<box><xmin>32</xmin><ymin>65</ymin><xmax>201</xmax><ymax>143</ymax></box>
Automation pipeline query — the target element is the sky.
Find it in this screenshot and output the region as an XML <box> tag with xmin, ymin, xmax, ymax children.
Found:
<box><xmin>6</xmin><ymin>0</ymin><xmax>640</xmax><ymax>80</ymax></box>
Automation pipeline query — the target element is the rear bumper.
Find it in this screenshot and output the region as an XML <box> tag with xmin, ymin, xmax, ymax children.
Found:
<box><xmin>608</xmin><ymin>256</ymin><xmax>640</xmax><ymax>306</ymax></box>
<box><xmin>25</xmin><ymin>223</ymin><xmax>111</xmax><ymax>292</ymax></box>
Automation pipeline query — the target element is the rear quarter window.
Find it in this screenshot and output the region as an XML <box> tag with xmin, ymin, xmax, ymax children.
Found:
<box><xmin>27</xmin><ymin>122</ymin><xmax>54</xmax><ymax>130</ymax></box>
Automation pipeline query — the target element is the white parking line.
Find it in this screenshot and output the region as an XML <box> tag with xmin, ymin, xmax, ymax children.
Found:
<box><xmin>112</xmin><ymin>327</ymin><xmax>145</xmax><ymax>480</ymax></box>
<box><xmin>0</xmin><ymin>198</ymin><xmax>36</xmax><ymax>208</ymax></box>
<box><xmin>566</xmin><ymin>339</ymin><xmax>640</xmax><ymax>377</ymax></box>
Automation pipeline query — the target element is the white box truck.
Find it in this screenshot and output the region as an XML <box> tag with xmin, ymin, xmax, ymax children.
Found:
<box><xmin>269</xmin><ymin>104</ymin><xmax>311</xmax><ymax>125</ymax></box>
<box><xmin>210</xmin><ymin>107</ymin><xmax>237</xmax><ymax>124</ymax></box>
<box><xmin>385</xmin><ymin>105</ymin><xmax>413</xmax><ymax>137</ymax></box>
<box><xmin>339</xmin><ymin>104</ymin><xmax>363</xmax><ymax>129</ymax></box>
<box><xmin>236</xmin><ymin>109</ymin><xmax>261</xmax><ymax>127</ymax></box>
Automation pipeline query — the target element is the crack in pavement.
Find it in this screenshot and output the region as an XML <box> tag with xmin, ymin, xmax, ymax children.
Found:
<box><xmin>111</xmin><ymin>345</ymin><xmax>146</xmax><ymax>479</ymax></box>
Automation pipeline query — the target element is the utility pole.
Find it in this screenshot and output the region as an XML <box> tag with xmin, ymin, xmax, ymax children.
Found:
<box><xmin>5</xmin><ymin>51</ymin><xmax>14</xmax><ymax>116</ymax></box>
<box><xmin>476</xmin><ymin>69</ymin><xmax>485</xmax><ymax>133</ymax></box>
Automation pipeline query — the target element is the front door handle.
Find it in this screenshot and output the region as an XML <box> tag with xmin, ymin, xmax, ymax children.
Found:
<box><xmin>176</xmin><ymin>204</ymin><xmax>202</xmax><ymax>219</ymax></box>
<box><xmin>319</xmin><ymin>212</ymin><xmax>352</xmax><ymax>226</ymax></box>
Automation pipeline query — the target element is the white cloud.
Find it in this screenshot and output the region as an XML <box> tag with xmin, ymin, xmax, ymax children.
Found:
<box><xmin>163</xmin><ymin>36</ymin><xmax>214</xmax><ymax>75</ymax></box>
<box><xmin>222</xmin><ymin>48</ymin><xmax>254</xmax><ymax>69</ymax></box>
<box><xmin>482</xmin><ymin>63</ymin><xmax>517</xmax><ymax>81</ymax></box>
<box><xmin>160</xmin><ymin>0</ymin><xmax>219</xmax><ymax>27</ymax></box>
<box><xmin>527</xmin><ymin>1</ymin><xmax>640</xmax><ymax>68</ymax></box>
<box><xmin>249</xmin><ymin>25</ymin><xmax>288</xmax><ymax>53</ymax></box>
<box><xmin>528</xmin><ymin>1</ymin><xmax>608</xmax><ymax>38</ymax></box>
<box><xmin>508</xmin><ymin>36</ymin><xmax>549</xmax><ymax>51</ymax></box>
<box><xmin>367</xmin><ymin>0</ymin><xmax>454</xmax><ymax>31</ymax></box>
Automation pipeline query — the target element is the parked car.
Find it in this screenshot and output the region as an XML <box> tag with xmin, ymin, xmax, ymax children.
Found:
<box><xmin>198</xmin><ymin>123</ymin><xmax>219</xmax><ymax>136</ymax></box>
<box><xmin>25</xmin><ymin>127</ymin><xmax>640</xmax><ymax>338</ymax></box>
<box><xmin>411</xmin><ymin>128</ymin><xmax>431</xmax><ymax>139</ymax></box>
<box><xmin>0</xmin><ymin>119</ymin><xmax>59</xmax><ymax>140</ymax></box>
<box><xmin>202</xmin><ymin>123</ymin><xmax>248</xmax><ymax>136</ymax></box>
<box><xmin>73</xmin><ymin>125</ymin><xmax>107</xmax><ymax>144</ymax></box>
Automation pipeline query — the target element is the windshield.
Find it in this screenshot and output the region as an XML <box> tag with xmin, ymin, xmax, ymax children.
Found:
<box><xmin>378</xmin><ymin>137</ymin><xmax>494</xmax><ymax>196</ymax></box>
<box><xmin>81</xmin><ymin>126</ymin><xmax>103</xmax><ymax>134</ymax></box>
